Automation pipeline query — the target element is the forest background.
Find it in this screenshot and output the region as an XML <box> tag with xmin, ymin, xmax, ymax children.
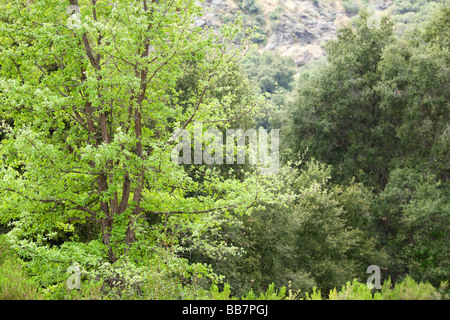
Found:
<box><xmin>0</xmin><ymin>0</ymin><xmax>448</xmax><ymax>300</ymax></box>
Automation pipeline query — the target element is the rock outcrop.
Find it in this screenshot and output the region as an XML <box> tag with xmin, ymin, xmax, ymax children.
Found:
<box><xmin>198</xmin><ymin>0</ymin><xmax>393</xmax><ymax>66</ymax></box>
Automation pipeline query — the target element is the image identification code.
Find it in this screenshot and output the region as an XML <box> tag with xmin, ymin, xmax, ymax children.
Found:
<box><xmin>182</xmin><ymin>304</ymin><xmax>269</xmax><ymax>317</ymax></box>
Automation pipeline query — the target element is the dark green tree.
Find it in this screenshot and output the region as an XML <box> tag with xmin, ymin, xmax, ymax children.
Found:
<box><xmin>241</xmin><ymin>50</ymin><xmax>297</xmax><ymax>95</ymax></box>
<box><xmin>376</xmin><ymin>168</ymin><xmax>449</xmax><ymax>287</ymax></box>
<box><xmin>287</xmin><ymin>10</ymin><xmax>395</xmax><ymax>190</ymax></box>
<box><xmin>285</xmin><ymin>5</ymin><xmax>449</xmax><ymax>290</ymax></box>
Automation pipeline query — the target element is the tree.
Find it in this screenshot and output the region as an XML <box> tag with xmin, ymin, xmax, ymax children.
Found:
<box><xmin>240</xmin><ymin>50</ymin><xmax>297</xmax><ymax>130</ymax></box>
<box><xmin>286</xmin><ymin>6</ymin><xmax>449</xmax><ymax>190</ymax></box>
<box><xmin>0</xmin><ymin>0</ymin><xmax>276</xmax><ymax>268</ymax></box>
<box><xmin>286</xmin><ymin>10</ymin><xmax>395</xmax><ymax>190</ymax></box>
<box><xmin>376</xmin><ymin>168</ymin><xmax>450</xmax><ymax>287</ymax></box>
<box><xmin>377</xmin><ymin>4</ymin><xmax>450</xmax><ymax>182</ymax></box>
<box><xmin>206</xmin><ymin>160</ymin><xmax>385</xmax><ymax>296</ymax></box>
<box><xmin>241</xmin><ymin>50</ymin><xmax>297</xmax><ymax>95</ymax></box>
<box><xmin>284</xmin><ymin>5</ymin><xmax>449</xmax><ymax>290</ymax></box>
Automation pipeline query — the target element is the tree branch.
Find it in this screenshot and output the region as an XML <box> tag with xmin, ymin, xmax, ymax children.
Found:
<box><xmin>143</xmin><ymin>194</ymin><xmax>259</xmax><ymax>216</ymax></box>
<box><xmin>3</xmin><ymin>188</ymin><xmax>98</xmax><ymax>217</ymax></box>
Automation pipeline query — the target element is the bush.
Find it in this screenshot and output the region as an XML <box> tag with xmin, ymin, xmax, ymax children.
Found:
<box><xmin>304</xmin><ymin>277</ymin><xmax>442</xmax><ymax>300</ymax></box>
<box><xmin>269</xmin><ymin>6</ymin><xmax>283</xmax><ymax>21</ymax></box>
<box><xmin>328</xmin><ymin>280</ymin><xmax>382</xmax><ymax>300</ymax></box>
<box><xmin>209</xmin><ymin>282</ymin><xmax>286</xmax><ymax>300</ymax></box>
<box><xmin>241</xmin><ymin>50</ymin><xmax>297</xmax><ymax>94</ymax></box>
<box><xmin>343</xmin><ymin>0</ymin><xmax>360</xmax><ymax>14</ymax></box>
<box><xmin>381</xmin><ymin>276</ymin><xmax>441</xmax><ymax>300</ymax></box>
<box><xmin>0</xmin><ymin>259</ymin><xmax>40</xmax><ymax>300</ymax></box>
<box><xmin>0</xmin><ymin>235</ymin><xmax>40</xmax><ymax>300</ymax></box>
<box><xmin>239</xmin><ymin>0</ymin><xmax>261</xmax><ymax>14</ymax></box>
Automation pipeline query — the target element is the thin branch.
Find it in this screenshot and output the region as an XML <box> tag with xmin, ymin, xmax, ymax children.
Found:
<box><xmin>143</xmin><ymin>207</ymin><xmax>225</xmax><ymax>216</ymax></box>
<box><xmin>4</xmin><ymin>188</ymin><xmax>62</xmax><ymax>204</ymax></box>
<box><xmin>170</xmin><ymin>72</ymin><xmax>216</xmax><ymax>142</ymax></box>
<box><xmin>24</xmin><ymin>136</ymin><xmax>56</xmax><ymax>167</ymax></box>
<box><xmin>149</xmin><ymin>0</ymin><xmax>175</xmax><ymax>42</ymax></box>
<box><xmin>142</xmin><ymin>193</ymin><xmax>259</xmax><ymax>216</ymax></box>
<box><xmin>11</xmin><ymin>58</ymin><xmax>25</xmax><ymax>85</ymax></box>
<box><xmin>110</xmin><ymin>32</ymin><xmax>140</xmax><ymax>68</ymax></box>
<box><xmin>3</xmin><ymin>188</ymin><xmax>98</xmax><ymax>217</ymax></box>
<box><xmin>141</xmin><ymin>54</ymin><xmax>174</xmax><ymax>85</ymax></box>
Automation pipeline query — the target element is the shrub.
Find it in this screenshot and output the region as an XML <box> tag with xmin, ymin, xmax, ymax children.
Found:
<box><xmin>343</xmin><ymin>0</ymin><xmax>360</xmax><ymax>14</ymax></box>
<box><xmin>269</xmin><ymin>6</ymin><xmax>283</xmax><ymax>21</ymax></box>
<box><xmin>328</xmin><ymin>280</ymin><xmax>382</xmax><ymax>300</ymax></box>
<box><xmin>381</xmin><ymin>276</ymin><xmax>441</xmax><ymax>300</ymax></box>
<box><xmin>210</xmin><ymin>283</ymin><xmax>236</xmax><ymax>300</ymax></box>
<box><xmin>0</xmin><ymin>235</ymin><xmax>40</xmax><ymax>300</ymax></box>
<box><xmin>304</xmin><ymin>277</ymin><xmax>442</xmax><ymax>300</ymax></box>
<box><xmin>210</xmin><ymin>282</ymin><xmax>286</xmax><ymax>300</ymax></box>
<box><xmin>304</xmin><ymin>287</ymin><xmax>323</xmax><ymax>300</ymax></box>
<box><xmin>241</xmin><ymin>283</ymin><xmax>286</xmax><ymax>300</ymax></box>
<box><xmin>239</xmin><ymin>0</ymin><xmax>261</xmax><ymax>14</ymax></box>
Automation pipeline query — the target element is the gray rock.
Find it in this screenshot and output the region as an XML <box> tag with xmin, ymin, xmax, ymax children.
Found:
<box><xmin>196</xmin><ymin>0</ymin><xmax>394</xmax><ymax>66</ymax></box>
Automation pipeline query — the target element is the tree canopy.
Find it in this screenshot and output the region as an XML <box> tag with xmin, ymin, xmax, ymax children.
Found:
<box><xmin>0</xmin><ymin>0</ymin><xmax>448</xmax><ymax>301</ymax></box>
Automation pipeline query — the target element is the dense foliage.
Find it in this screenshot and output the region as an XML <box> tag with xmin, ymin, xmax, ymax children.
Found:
<box><xmin>283</xmin><ymin>6</ymin><xmax>449</xmax><ymax>292</ymax></box>
<box><xmin>0</xmin><ymin>0</ymin><xmax>448</xmax><ymax>300</ymax></box>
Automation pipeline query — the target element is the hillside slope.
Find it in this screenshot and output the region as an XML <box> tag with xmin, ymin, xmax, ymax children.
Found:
<box><xmin>198</xmin><ymin>0</ymin><xmax>443</xmax><ymax>66</ymax></box>
<box><xmin>198</xmin><ymin>0</ymin><xmax>392</xmax><ymax>66</ymax></box>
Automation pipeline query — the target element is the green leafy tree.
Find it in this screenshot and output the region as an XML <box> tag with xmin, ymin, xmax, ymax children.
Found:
<box><xmin>376</xmin><ymin>168</ymin><xmax>450</xmax><ymax>288</ymax></box>
<box><xmin>208</xmin><ymin>160</ymin><xmax>385</xmax><ymax>296</ymax></box>
<box><xmin>284</xmin><ymin>161</ymin><xmax>385</xmax><ymax>293</ymax></box>
<box><xmin>286</xmin><ymin>6</ymin><xmax>449</xmax><ymax>189</ymax></box>
<box><xmin>377</xmin><ymin>5</ymin><xmax>450</xmax><ymax>181</ymax></box>
<box><xmin>240</xmin><ymin>50</ymin><xmax>297</xmax><ymax>129</ymax></box>
<box><xmin>287</xmin><ymin>10</ymin><xmax>395</xmax><ymax>189</ymax></box>
<box><xmin>241</xmin><ymin>50</ymin><xmax>297</xmax><ymax>95</ymax></box>
<box><xmin>0</xmin><ymin>0</ymin><xmax>277</xmax><ymax>273</ymax></box>
<box><xmin>285</xmin><ymin>6</ymin><xmax>449</xmax><ymax>292</ymax></box>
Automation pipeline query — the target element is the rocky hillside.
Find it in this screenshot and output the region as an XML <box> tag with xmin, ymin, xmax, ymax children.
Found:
<box><xmin>197</xmin><ymin>0</ymin><xmax>394</xmax><ymax>66</ymax></box>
